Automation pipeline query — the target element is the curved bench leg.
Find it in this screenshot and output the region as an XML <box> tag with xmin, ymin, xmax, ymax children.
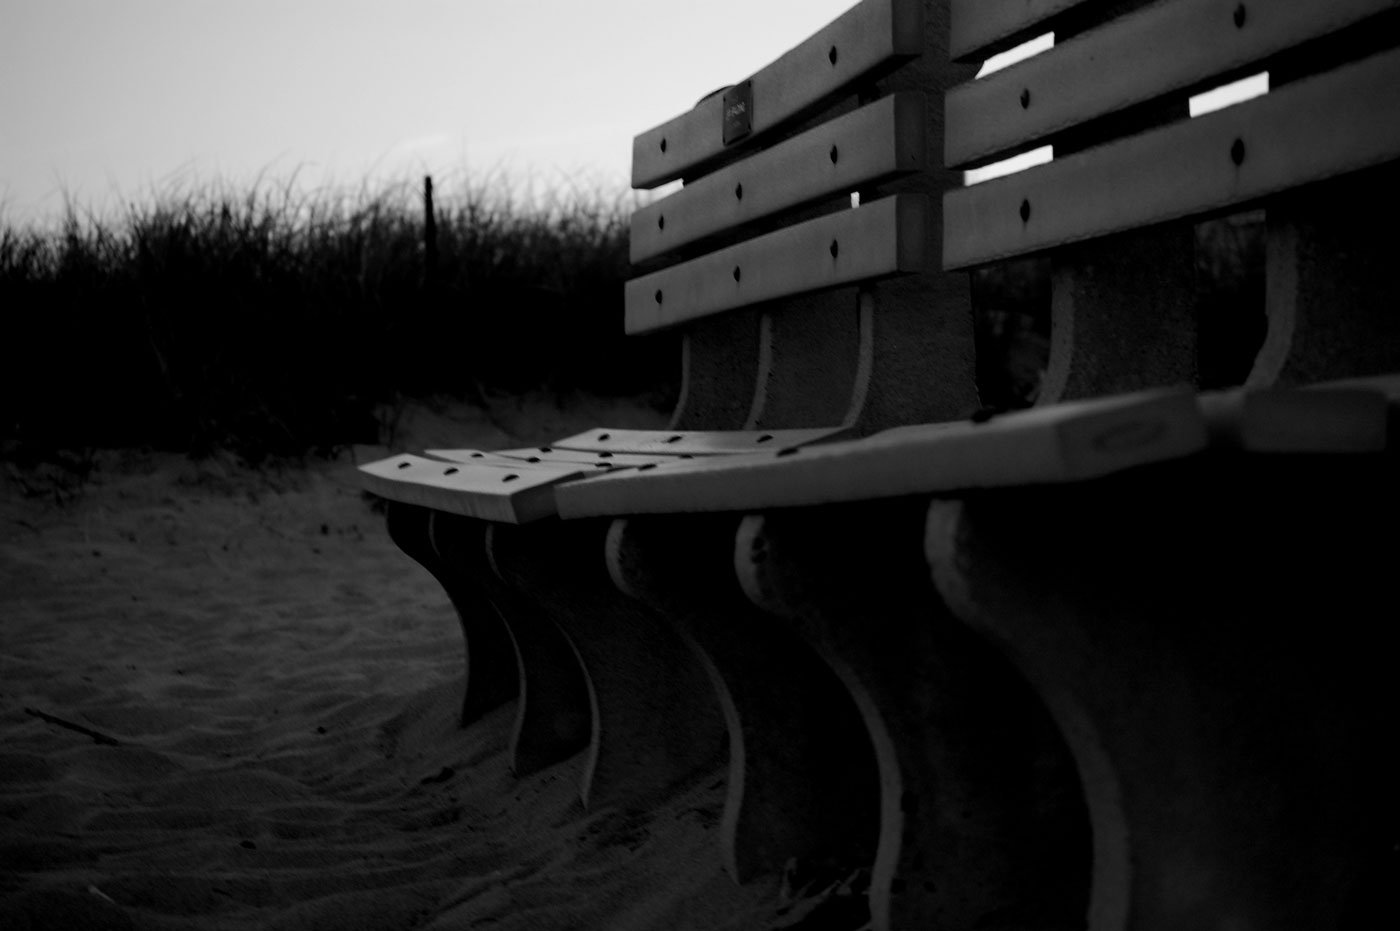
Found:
<box><xmin>926</xmin><ymin>459</ymin><xmax>1398</xmax><ymax>930</ymax></box>
<box><xmin>737</xmin><ymin>502</ymin><xmax>1088</xmax><ymax>931</ymax></box>
<box><xmin>384</xmin><ymin>503</ymin><xmax>518</xmax><ymax>726</ymax></box>
<box><xmin>1251</xmin><ymin>169</ymin><xmax>1400</xmax><ymax>387</ymax></box>
<box><xmin>607</xmin><ymin>515</ymin><xmax>880</xmax><ymax>886</ymax></box>
<box><xmin>1039</xmin><ymin>225</ymin><xmax>1197</xmax><ymax>405</ymax></box>
<box><xmin>486</xmin><ymin>519</ymin><xmax>725</xmax><ymax>810</ymax></box>
<box><xmin>417</xmin><ymin>509</ymin><xmax>588</xmax><ymax>778</ymax></box>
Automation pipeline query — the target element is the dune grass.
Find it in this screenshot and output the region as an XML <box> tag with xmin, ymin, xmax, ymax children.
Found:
<box><xmin>0</xmin><ymin>173</ymin><xmax>677</xmax><ymax>463</ymax></box>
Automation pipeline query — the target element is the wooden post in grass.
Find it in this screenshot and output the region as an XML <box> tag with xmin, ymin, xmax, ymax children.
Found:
<box><xmin>423</xmin><ymin>174</ymin><xmax>439</xmax><ymax>290</ymax></box>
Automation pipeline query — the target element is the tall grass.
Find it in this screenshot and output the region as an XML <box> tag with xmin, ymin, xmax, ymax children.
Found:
<box><xmin>0</xmin><ymin>174</ymin><xmax>676</xmax><ymax>462</ymax></box>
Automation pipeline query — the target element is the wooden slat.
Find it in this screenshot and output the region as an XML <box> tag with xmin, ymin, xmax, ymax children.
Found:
<box><xmin>549</xmin><ymin>425</ymin><xmax>848</xmax><ymax>456</ymax></box>
<box><xmin>631</xmin><ymin>92</ymin><xmax>925</xmax><ymax>263</ymax></box>
<box><xmin>418</xmin><ymin>448</ymin><xmax>611</xmax><ymax>469</ymax></box>
<box><xmin>627</xmin><ymin>194</ymin><xmax>927</xmax><ymax>334</ymax></box>
<box><xmin>463</xmin><ymin>447</ymin><xmax>682</xmax><ymax>468</ymax></box>
<box><xmin>948</xmin><ymin>0</ymin><xmax>1396</xmax><ymax>167</ymax></box>
<box><xmin>631</xmin><ymin>0</ymin><xmax>924</xmax><ymax>188</ymax></box>
<box><xmin>950</xmin><ymin>0</ymin><xmax>1093</xmax><ymax>62</ymax></box>
<box><xmin>556</xmin><ymin>388</ymin><xmax>1206</xmax><ymax>517</ymax></box>
<box><xmin>943</xmin><ymin>46</ymin><xmax>1400</xmax><ymax>269</ymax></box>
<box><xmin>1199</xmin><ymin>385</ymin><xmax>1389</xmax><ymax>452</ymax></box>
<box><xmin>358</xmin><ymin>454</ymin><xmax>588</xmax><ymax>524</ymax></box>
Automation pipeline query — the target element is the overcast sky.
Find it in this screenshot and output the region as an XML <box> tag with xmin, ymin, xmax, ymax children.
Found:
<box><xmin>1</xmin><ymin>0</ymin><xmax>859</xmax><ymax>224</ymax></box>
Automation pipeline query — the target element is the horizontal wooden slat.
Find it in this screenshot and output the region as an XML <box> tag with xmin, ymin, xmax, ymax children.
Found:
<box><xmin>1199</xmin><ymin>385</ymin><xmax>1389</xmax><ymax>452</ymax></box>
<box><xmin>950</xmin><ymin>0</ymin><xmax>1093</xmax><ymax>62</ymax></box>
<box><xmin>631</xmin><ymin>0</ymin><xmax>924</xmax><ymax>188</ymax></box>
<box><xmin>631</xmin><ymin>92</ymin><xmax>925</xmax><ymax>263</ymax></box>
<box><xmin>627</xmin><ymin>194</ymin><xmax>927</xmax><ymax>334</ymax></box>
<box><xmin>556</xmin><ymin>388</ymin><xmax>1206</xmax><ymax>517</ymax></box>
<box><xmin>549</xmin><ymin>426</ymin><xmax>847</xmax><ymax>456</ymax></box>
<box><xmin>944</xmin><ymin>46</ymin><xmax>1400</xmax><ymax>269</ymax></box>
<box><xmin>460</xmin><ymin>447</ymin><xmax>682</xmax><ymax>467</ymax></box>
<box><xmin>358</xmin><ymin>454</ymin><xmax>587</xmax><ymax>524</ymax></box>
<box><xmin>419</xmin><ymin>448</ymin><xmax>613</xmax><ymax>469</ymax></box>
<box><xmin>948</xmin><ymin>0</ymin><xmax>1396</xmax><ymax>167</ymax></box>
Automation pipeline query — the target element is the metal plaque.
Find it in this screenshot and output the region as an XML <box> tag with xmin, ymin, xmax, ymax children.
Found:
<box><xmin>723</xmin><ymin>80</ymin><xmax>754</xmax><ymax>145</ymax></box>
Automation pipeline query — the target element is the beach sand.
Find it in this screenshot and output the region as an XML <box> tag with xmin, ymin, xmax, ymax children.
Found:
<box><xmin>0</xmin><ymin>394</ymin><xmax>841</xmax><ymax>930</ymax></box>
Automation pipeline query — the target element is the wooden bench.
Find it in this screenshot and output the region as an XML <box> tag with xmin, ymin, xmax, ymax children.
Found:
<box><xmin>360</xmin><ymin>1</ymin><xmax>1399</xmax><ymax>927</ymax></box>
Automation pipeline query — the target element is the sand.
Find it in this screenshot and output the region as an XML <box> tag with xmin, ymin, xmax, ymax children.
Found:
<box><xmin>0</xmin><ymin>394</ymin><xmax>840</xmax><ymax>930</ymax></box>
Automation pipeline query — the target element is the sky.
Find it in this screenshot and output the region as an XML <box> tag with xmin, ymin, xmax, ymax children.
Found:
<box><xmin>0</xmin><ymin>0</ymin><xmax>856</xmax><ymax>224</ymax></box>
<box><xmin>1</xmin><ymin>1</ymin><xmax>1265</xmax><ymax>226</ymax></box>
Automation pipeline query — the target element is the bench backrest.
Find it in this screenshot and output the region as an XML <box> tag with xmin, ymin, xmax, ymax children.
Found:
<box><xmin>627</xmin><ymin>0</ymin><xmax>979</xmax><ymax>436</ymax></box>
<box><xmin>943</xmin><ymin>0</ymin><xmax>1400</xmax><ymax>401</ymax></box>
<box><xmin>627</xmin><ymin>0</ymin><xmax>1400</xmax><ymax>435</ymax></box>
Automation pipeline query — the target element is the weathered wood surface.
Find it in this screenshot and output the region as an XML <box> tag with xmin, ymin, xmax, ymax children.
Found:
<box><xmin>947</xmin><ymin>0</ymin><xmax>1396</xmax><ymax>167</ymax></box>
<box><xmin>944</xmin><ymin>44</ymin><xmax>1400</xmax><ymax>269</ymax></box>
<box><xmin>632</xmin><ymin>93</ymin><xmax>925</xmax><ymax>263</ymax></box>
<box><xmin>557</xmin><ymin>388</ymin><xmax>1206</xmax><ymax>517</ymax></box>
<box><xmin>360</xmin><ymin>454</ymin><xmax>594</xmax><ymax>524</ymax></box>
<box><xmin>428</xmin><ymin>447</ymin><xmax>674</xmax><ymax>469</ymax></box>
<box><xmin>632</xmin><ymin>0</ymin><xmax>925</xmax><ymax>187</ymax></box>
<box><xmin>626</xmin><ymin>194</ymin><xmax>929</xmax><ymax>334</ymax></box>
<box><xmin>548</xmin><ymin>424</ymin><xmax>847</xmax><ymax>455</ymax></box>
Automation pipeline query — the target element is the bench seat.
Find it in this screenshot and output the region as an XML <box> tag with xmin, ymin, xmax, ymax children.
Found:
<box><xmin>361</xmin><ymin>377</ymin><xmax>1393</xmax><ymax>521</ymax></box>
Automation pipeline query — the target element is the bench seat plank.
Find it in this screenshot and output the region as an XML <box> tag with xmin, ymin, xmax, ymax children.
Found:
<box><xmin>427</xmin><ymin>447</ymin><xmax>674</xmax><ymax>469</ymax></box>
<box><xmin>556</xmin><ymin>388</ymin><xmax>1208</xmax><ymax>517</ymax></box>
<box><xmin>548</xmin><ymin>425</ymin><xmax>848</xmax><ymax>455</ymax></box>
<box><xmin>359</xmin><ymin>454</ymin><xmax>597</xmax><ymax>524</ymax></box>
<box><xmin>627</xmin><ymin>194</ymin><xmax>927</xmax><ymax>334</ymax></box>
<box><xmin>558</xmin><ymin>379</ymin><xmax>1396</xmax><ymax>519</ymax></box>
<box><xmin>1201</xmin><ymin>382</ymin><xmax>1393</xmax><ymax>452</ymax></box>
<box><xmin>631</xmin><ymin>93</ymin><xmax>925</xmax><ymax>263</ymax></box>
<box><xmin>947</xmin><ymin>0</ymin><xmax>1396</xmax><ymax>168</ymax></box>
<box><xmin>631</xmin><ymin>0</ymin><xmax>924</xmax><ymax>188</ymax></box>
<box><xmin>944</xmin><ymin>45</ymin><xmax>1400</xmax><ymax>269</ymax></box>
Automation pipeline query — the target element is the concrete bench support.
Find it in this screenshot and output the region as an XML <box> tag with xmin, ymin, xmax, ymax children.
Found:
<box><xmin>1252</xmin><ymin>168</ymin><xmax>1400</xmax><ymax>387</ymax></box>
<box><xmin>486</xmin><ymin>519</ymin><xmax>725</xmax><ymax>810</ymax></box>
<box><xmin>1040</xmin><ymin>225</ymin><xmax>1199</xmax><ymax>404</ymax></box>
<box><xmin>385</xmin><ymin>503</ymin><xmax>518</xmax><ymax>726</ymax></box>
<box><xmin>926</xmin><ymin>459</ymin><xmax>1398</xmax><ymax>929</ymax></box>
<box><xmin>736</xmin><ymin>501</ymin><xmax>1089</xmax><ymax>931</ymax></box>
<box><xmin>607</xmin><ymin>515</ymin><xmax>880</xmax><ymax>885</ymax></box>
<box><xmin>422</xmin><ymin>512</ymin><xmax>592</xmax><ymax>778</ymax></box>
